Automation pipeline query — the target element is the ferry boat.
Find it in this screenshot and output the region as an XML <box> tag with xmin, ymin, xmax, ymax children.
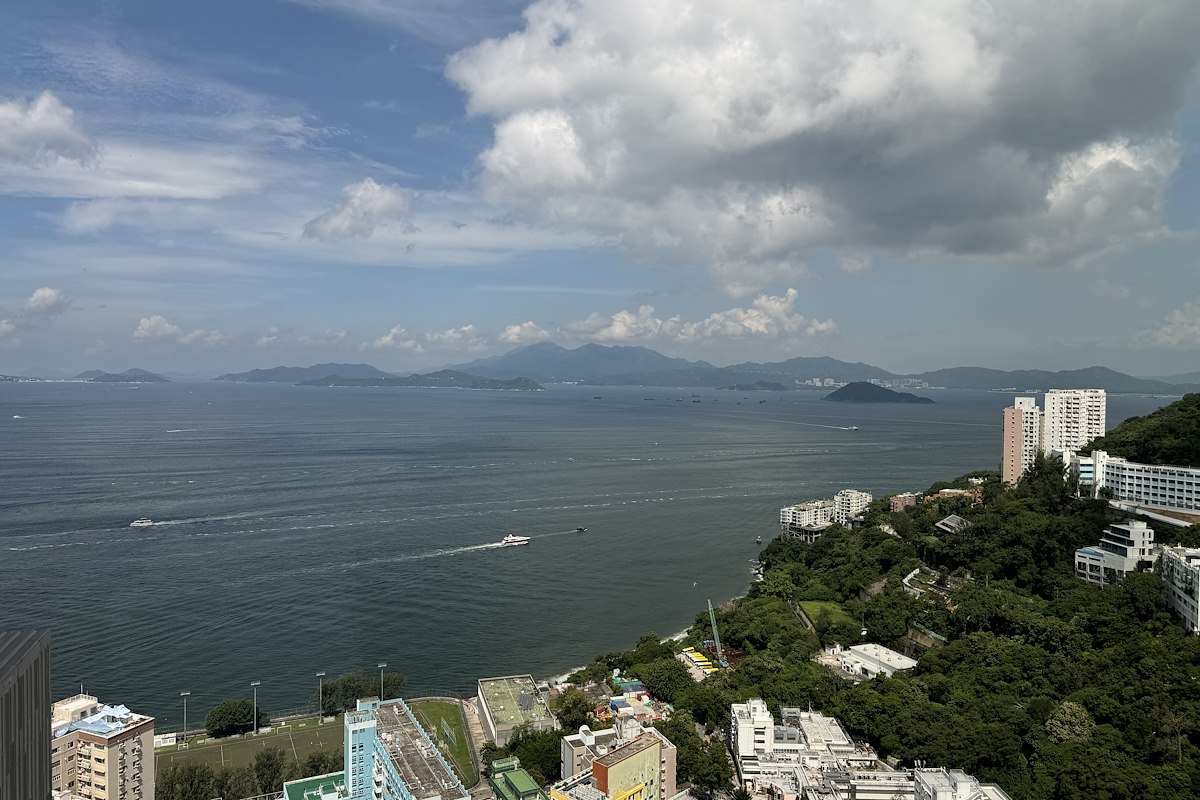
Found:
<box><xmin>130</xmin><ymin>518</ymin><xmax>154</xmax><ymax>527</ymax></box>
<box><xmin>499</xmin><ymin>533</ymin><xmax>530</xmax><ymax>547</ymax></box>
<box><xmin>576</xmin><ymin>526</ymin><xmax>588</xmax><ymax>532</ymax></box>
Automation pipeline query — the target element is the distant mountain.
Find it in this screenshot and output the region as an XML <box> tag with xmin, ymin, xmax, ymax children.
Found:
<box><xmin>299</xmin><ymin>370</ymin><xmax>543</xmax><ymax>391</ymax></box>
<box><xmin>730</xmin><ymin>355</ymin><xmax>897</xmax><ymax>382</ymax></box>
<box><xmin>81</xmin><ymin>368</ymin><xmax>170</xmax><ymax>383</ymax></box>
<box><xmin>1150</xmin><ymin>371</ymin><xmax>1200</xmax><ymax>385</ymax></box>
<box><xmin>448</xmin><ymin>342</ymin><xmax>712</xmax><ymax>382</ymax></box>
<box><xmin>719</xmin><ymin>381</ymin><xmax>789</xmax><ymax>391</ymax></box>
<box><xmin>915</xmin><ymin>365</ymin><xmax>1194</xmax><ymax>393</ymax></box>
<box><xmin>215</xmin><ymin>363</ymin><xmax>394</xmax><ymax>383</ymax></box>
<box><xmin>824</xmin><ymin>382</ymin><xmax>934</xmax><ymax>404</ymax></box>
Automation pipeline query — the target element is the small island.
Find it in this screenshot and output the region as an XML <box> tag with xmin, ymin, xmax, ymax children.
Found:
<box><xmin>78</xmin><ymin>369</ymin><xmax>170</xmax><ymax>383</ymax></box>
<box><xmin>823</xmin><ymin>381</ymin><xmax>934</xmax><ymax>404</ymax></box>
<box><xmin>298</xmin><ymin>370</ymin><xmax>544</xmax><ymax>391</ymax></box>
<box><xmin>718</xmin><ymin>381</ymin><xmax>789</xmax><ymax>391</ymax></box>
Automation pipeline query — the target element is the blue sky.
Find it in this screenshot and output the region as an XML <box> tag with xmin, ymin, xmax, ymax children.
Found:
<box><xmin>1</xmin><ymin>0</ymin><xmax>1199</xmax><ymax>377</ymax></box>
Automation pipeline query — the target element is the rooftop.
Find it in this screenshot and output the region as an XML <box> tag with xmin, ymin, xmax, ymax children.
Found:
<box><xmin>283</xmin><ymin>771</ymin><xmax>346</xmax><ymax>800</ymax></box>
<box><xmin>375</xmin><ymin>701</ymin><xmax>469</xmax><ymax>800</ymax></box>
<box><xmin>479</xmin><ymin>675</ymin><xmax>553</xmax><ymax>727</ymax></box>
<box><xmin>51</xmin><ymin>695</ymin><xmax>153</xmax><ymax>739</ymax></box>
<box><xmin>849</xmin><ymin>644</ymin><xmax>918</xmax><ymax>671</ymax></box>
<box><xmin>593</xmin><ymin>733</ymin><xmax>659</xmax><ymax>768</ymax></box>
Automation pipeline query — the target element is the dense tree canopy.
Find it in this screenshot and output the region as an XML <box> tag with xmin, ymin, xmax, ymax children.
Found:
<box><xmin>1086</xmin><ymin>393</ymin><xmax>1200</xmax><ymax>467</ymax></box>
<box><xmin>203</xmin><ymin>699</ymin><xmax>269</xmax><ymax>738</ymax></box>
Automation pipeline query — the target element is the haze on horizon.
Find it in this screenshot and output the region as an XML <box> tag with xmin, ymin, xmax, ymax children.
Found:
<box><xmin>1</xmin><ymin>0</ymin><xmax>1199</xmax><ymax>377</ymax></box>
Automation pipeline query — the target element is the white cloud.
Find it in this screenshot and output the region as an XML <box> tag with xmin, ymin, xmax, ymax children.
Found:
<box><xmin>364</xmin><ymin>323</ymin><xmax>489</xmax><ymax>352</ymax></box>
<box><xmin>25</xmin><ymin>287</ymin><xmax>68</xmax><ymax>315</ymax></box>
<box><xmin>499</xmin><ymin>320</ymin><xmax>551</xmax><ymax>343</ymax></box>
<box><xmin>133</xmin><ymin>315</ymin><xmax>183</xmax><ymax>339</ymax></box>
<box><xmin>0</xmin><ymin>319</ymin><xmax>14</xmax><ymax>339</ymax></box>
<box><xmin>365</xmin><ymin>326</ymin><xmax>423</xmax><ymax>352</ymax></box>
<box><xmin>0</xmin><ymin>91</ymin><xmax>97</xmax><ymax>167</ymax></box>
<box><xmin>281</xmin><ymin>0</ymin><xmax>525</xmax><ymax>46</ymax></box>
<box><xmin>256</xmin><ymin>327</ymin><xmax>350</xmax><ymax>347</ymax></box>
<box><xmin>1135</xmin><ymin>300</ymin><xmax>1200</xmax><ymax>349</ymax></box>
<box><xmin>423</xmin><ymin>324</ymin><xmax>488</xmax><ymax>350</ymax></box>
<box><xmin>562</xmin><ymin>289</ymin><xmax>834</xmax><ymax>344</ymax></box>
<box><xmin>302</xmin><ymin>178</ymin><xmax>412</xmax><ymax>240</ymax></box>
<box><xmin>448</xmin><ymin>0</ymin><xmax>1200</xmax><ymax>290</ymax></box>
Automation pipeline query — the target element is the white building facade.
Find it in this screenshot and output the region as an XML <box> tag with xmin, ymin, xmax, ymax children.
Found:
<box><xmin>1041</xmin><ymin>389</ymin><xmax>1106</xmax><ymax>454</ymax></box>
<box><xmin>835</xmin><ymin>644</ymin><xmax>917</xmax><ymax>679</ymax></box>
<box><xmin>1074</xmin><ymin>450</ymin><xmax>1200</xmax><ymax>513</ymax></box>
<box><xmin>1074</xmin><ymin>521</ymin><xmax>1157</xmax><ymax>586</ymax></box>
<box><xmin>1161</xmin><ymin>546</ymin><xmax>1200</xmax><ymax>634</ymax></box>
<box><xmin>832</xmin><ymin>490</ymin><xmax>872</xmax><ymax>524</ymax></box>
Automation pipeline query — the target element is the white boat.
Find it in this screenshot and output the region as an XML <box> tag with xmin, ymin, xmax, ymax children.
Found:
<box><xmin>130</xmin><ymin>518</ymin><xmax>154</xmax><ymax>527</ymax></box>
<box><xmin>499</xmin><ymin>533</ymin><xmax>530</xmax><ymax>547</ymax></box>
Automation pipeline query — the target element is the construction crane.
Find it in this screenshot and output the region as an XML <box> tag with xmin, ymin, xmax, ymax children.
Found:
<box><xmin>707</xmin><ymin>598</ymin><xmax>729</xmax><ymax>668</ymax></box>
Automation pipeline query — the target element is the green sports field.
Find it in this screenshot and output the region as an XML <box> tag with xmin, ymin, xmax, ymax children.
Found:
<box><xmin>407</xmin><ymin>700</ymin><xmax>477</xmax><ymax>787</ymax></box>
<box><xmin>155</xmin><ymin>717</ymin><xmax>343</xmax><ymax>774</ymax></box>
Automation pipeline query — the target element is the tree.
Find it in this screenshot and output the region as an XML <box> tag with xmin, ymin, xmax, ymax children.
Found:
<box><xmin>690</xmin><ymin>738</ymin><xmax>734</xmax><ymax>798</ymax></box>
<box><xmin>213</xmin><ymin>765</ymin><xmax>259</xmax><ymax>800</ymax></box>
<box><xmin>156</xmin><ymin>761</ymin><xmax>216</xmax><ymax>800</ymax></box>
<box><xmin>298</xmin><ymin>749</ymin><xmax>343</xmax><ymax>778</ymax></box>
<box><xmin>316</xmin><ymin>670</ymin><xmax>406</xmax><ymax>714</ymax></box>
<box><xmin>1046</xmin><ymin>701</ymin><xmax>1095</xmax><ymax>744</ymax></box>
<box><xmin>631</xmin><ymin>658</ymin><xmax>694</xmax><ymax>704</ymax></box>
<box><xmin>204</xmin><ymin>699</ymin><xmax>269</xmax><ymax>738</ymax></box>
<box><xmin>254</xmin><ymin>747</ymin><xmax>288</xmax><ymax>794</ymax></box>
<box><xmin>732</xmin><ymin>787</ymin><xmax>751</xmax><ymax>800</ymax></box>
<box><xmin>555</xmin><ymin>687</ymin><xmax>593</xmax><ymax>731</ymax></box>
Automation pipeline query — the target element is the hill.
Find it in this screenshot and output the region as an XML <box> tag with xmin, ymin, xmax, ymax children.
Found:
<box><xmin>80</xmin><ymin>368</ymin><xmax>170</xmax><ymax>383</ymax></box>
<box><xmin>824</xmin><ymin>382</ymin><xmax>934</xmax><ymax>403</ymax></box>
<box><xmin>719</xmin><ymin>381</ymin><xmax>789</xmax><ymax>391</ymax></box>
<box><xmin>916</xmin><ymin>365</ymin><xmax>1193</xmax><ymax>393</ymax></box>
<box><xmin>1085</xmin><ymin>393</ymin><xmax>1200</xmax><ymax>467</ymax></box>
<box><xmin>298</xmin><ymin>370</ymin><xmax>543</xmax><ymax>391</ymax></box>
<box><xmin>214</xmin><ymin>363</ymin><xmax>394</xmax><ymax>383</ymax></box>
<box><xmin>448</xmin><ymin>342</ymin><xmax>712</xmax><ymax>382</ymax></box>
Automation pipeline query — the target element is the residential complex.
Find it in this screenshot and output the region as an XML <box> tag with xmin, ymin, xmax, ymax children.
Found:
<box><xmin>343</xmin><ymin>697</ymin><xmax>470</xmax><ymax>800</ymax></box>
<box><xmin>1072</xmin><ymin>450</ymin><xmax>1200</xmax><ymax>513</ymax></box>
<box><xmin>1</xmin><ymin>629</ymin><xmax>52</xmax><ymax>800</ymax></box>
<box><xmin>889</xmin><ymin>493</ymin><xmax>920</xmax><ymax>513</ymax></box>
<box><xmin>832</xmin><ymin>490</ymin><xmax>872</xmax><ymax>525</ymax></box>
<box><xmin>1001</xmin><ymin>397</ymin><xmax>1041</xmax><ymax>485</ymax></box>
<box><xmin>1074</xmin><ymin>521</ymin><xmax>1158</xmax><ymax>586</ymax></box>
<box><xmin>50</xmin><ymin>694</ymin><xmax>155</xmax><ymax>800</ymax></box>
<box><xmin>559</xmin><ymin>717</ymin><xmax>676</xmax><ymax>800</ymax></box>
<box><xmin>730</xmin><ymin>700</ymin><xmax>1011</xmax><ymax>800</ymax></box>
<box><xmin>1161</xmin><ymin>546</ymin><xmax>1200</xmax><ymax>634</ymax></box>
<box><xmin>1041</xmin><ymin>389</ymin><xmax>1106</xmax><ymax>455</ymax></box>
<box><xmin>477</xmin><ymin>675</ymin><xmax>558</xmax><ymax>747</ymax></box>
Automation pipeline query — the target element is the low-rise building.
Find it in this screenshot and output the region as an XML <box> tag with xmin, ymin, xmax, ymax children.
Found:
<box><xmin>283</xmin><ymin>770</ymin><xmax>346</xmax><ymax>800</ymax></box>
<box><xmin>780</xmin><ymin>501</ymin><xmax>833</xmax><ymax>541</ymax></box>
<box><xmin>477</xmin><ymin>675</ymin><xmax>558</xmax><ymax>747</ymax></box>
<box><xmin>913</xmin><ymin>768</ymin><xmax>1011</xmax><ymax>800</ymax></box>
<box><xmin>343</xmin><ymin>697</ymin><xmax>470</xmax><ymax>800</ymax></box>
<box><xmin>1073</xmin><ymin>450</ymin><xmax>1200</xmax><ymax>514</ymax></box>
<box><xmin>492</xmin><ymin>758</ymin><xmax>549</xmax><ymax>800</ymax></box>
<box><xmin>1073</xmin><ymin>521</ymin><xmax>1157</xmax><ymax>586</ymax></box>
<box><xmin>933</xmin><ymin>515</ymin><xmax>971</xmax><ymax>536</ymax></box>
<box><xmin>832</xmin><ymin>490</ymin><xmax>872</xmax><ymax>524</ymax></box>
<box><xmin>560</xmin><ymin>717</ymin><xmax>676</xmax><ymax>800</ymax></box>
<box><xmin>51</xmin><ymin>694</ymin><xmax>155</xmax><ymax>800</ymax></box>
<box><xmin>889</xmin><ymin>493</ymin><xmax>920</xmax><ymax>513</ymax></box>
<box><xmin>835</xmin><ymin>644</ymin><xmax>917</xmax><ymax>679</ymax></box>
<box><xmin>1160</xmin><ymin>546</ymin><xmax>1200</xmax><ymax>634</ymax></box>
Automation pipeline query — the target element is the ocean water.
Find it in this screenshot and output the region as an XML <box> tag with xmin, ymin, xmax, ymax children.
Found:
<box><xmin>0</xmin><ymin>381</ymin><xmax>1172</xmax><ymax>725</ymax></box>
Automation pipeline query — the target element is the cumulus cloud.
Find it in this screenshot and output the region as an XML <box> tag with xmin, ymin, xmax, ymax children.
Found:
<box><xmin>499</xmin><ymin>320</ymin><xmax>551</xmax><ymax>343</ymax></box>
<box><xmin>448</xmin><ymin>0</ymin><xmax>1200</xmax><ymax>289</ymax></box>
<box><xmin>0</xmin><ymin>319</ymin><xmax>14</xmax><ymax>339</ymax></box>
<box><xmin>1135</xmin><ymin>300</ymin><xmax>1200</xmax><ymax>349</ymax></box>
<box><xmin>365</xmin><ymin>325</ymin><xmax>424</xmax><ymax>352</ymax></box>
<box><xmin>423</xmin><ymin>324</ymin><xmax>488</xmax><ymax>350</ymax></box>
<box><xmin>303</xmin><ymin>178</ymin><xmax>412</xmax><ymax>240</ymax></box>
<box><xmin>134</xmin><ymin>315</ymin><xmax>224</xmax><ymax>345</ymax></box>
<box><xmin>563</xmin><ymin>289</ymin><xmax>833</xmax><ymax>344</ymax></box>
<box><xmin>364</xmin><ymin>324</ymin><xmax>488</xmax><ymax>352</ymax></box>
<box><xmin>25</xmin><ymin>287</ymin><xmax>69</xmax><ymax>315</ymax></box>
<box><xmin>0</xmin><ymin>91</ymin><xmax>97</xmax><ymax>167</ymax></box>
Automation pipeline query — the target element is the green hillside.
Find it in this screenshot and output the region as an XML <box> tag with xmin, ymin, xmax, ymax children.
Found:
<box><xmin>1086</xmin><ymin>393</ymin><xmax>1200</xmax><ymax>467</ymax></box>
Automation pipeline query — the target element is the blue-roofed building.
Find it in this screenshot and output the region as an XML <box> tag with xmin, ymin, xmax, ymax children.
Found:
<box><xmin>343</xmin><ymin>697</ymin><xmax>470</xmax><ymax>800</ymax></box>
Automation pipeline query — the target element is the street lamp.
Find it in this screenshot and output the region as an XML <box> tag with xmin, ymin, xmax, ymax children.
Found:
<box><xmin>316</xmin><ymin>672</ymin><xmax>326</xmax><ymax>722</ymax></box>
<box><xmin>180</xmin><ymin>691</ymin><xmax>190</xmax><ymax>747</ymax></box>
<box><xmin>378</xmin><ymin>663</ymin><xmax>387</xmax><ymax>701</ymax></box>
<box><xmin>250</xmin><ymin>681</ymin><xmax>261</xmax><ymax>735</ymax></box>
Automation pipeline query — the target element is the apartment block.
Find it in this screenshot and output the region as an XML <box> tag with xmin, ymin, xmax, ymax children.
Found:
<box><xmin>1</xmin><ymin>629</ymin><xmax>52</xmax><ymax>800</ymax></box>
<box><xmin>1161</xmin><ymin>546</ymin><xmax>1200</xmax><ymax>634</ymax></box>
<box><xmin>559</xmin><ymin>717</ymin><xmax>676</xmax><ymax>800</ymax></box>
<box><xmin>1001</xmin><ymin>397</ymin><xmax>1041</xmax><ymax>485</ymax></box>
<box><xmin>51</xmin><ymin>695</ymin><xmax>155</xmax><ymax>800</ymax></box>
<box><xmin>1041</xmin><ymin>389</ymin><xmax>1106</xmax><ymax>455</ymax></box>
<box><xmin>832</xmin><ymin>490</ymin><xmax>872</xmax><ymax>524</ymax></box>
<box><xmin>343</xmin><ymin>697</ymin><xmax>470</xmax><ymax>800</ymax></box>
<box><xmin>889</xmin><ymin>493</ymin><xmax>920</xmax><ymax>513</ymax></box>
<box><xmin>1074</xmin><ymin>450</ymin><xmax>1200</xmax><ymax>513</ymax></box>
<box><xmin>1074</xmin><ymin>521</ymin><xmax>1157</xmax><ymax>586</ymax></box>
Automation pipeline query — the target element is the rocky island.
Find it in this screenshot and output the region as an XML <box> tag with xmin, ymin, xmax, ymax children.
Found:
<box><xmin>823</xmin><ymin>381</ymin><xmax>934</xmax><ymax>404</ymax></box>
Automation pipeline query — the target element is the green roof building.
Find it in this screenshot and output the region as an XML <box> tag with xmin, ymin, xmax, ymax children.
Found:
<box><xmin>283</xmin><ymin>770</ymin><xmax>346</xmax><ymax>800</ymax></box>
<box><xmin>491</xmin><ymin>757</ymin><xmax>549</xmax><ymax>800</ymax></box>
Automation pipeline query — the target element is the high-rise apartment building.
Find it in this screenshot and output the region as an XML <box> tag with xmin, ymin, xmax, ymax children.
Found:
<box><xmin>1041</xmin><ymin>389</ymin><xmax>1106</xmax><ymax>454</ymax></box>
<box><xmin>1002</xmin><ymin>397</ymin><xmax>1041</xmax><ymax>485</ymax></box>
<box><xmin>343</xmin><ymin>697</ymin><xmax>470</xmax><ymax>800</ymax></box>
<box><xmin>832</xmin><ymin>489</ymin><xmax>872</xmax><ymax>524</ymax></box>
<box><xmin>51</xmin><ymin>694</ymin><xmax>155</xmax><ymax>800</ymax></box>
<box><xmin>1</xmin><ymin>629</ymin><xmax>52</xmax><ymax>800</ymax></box>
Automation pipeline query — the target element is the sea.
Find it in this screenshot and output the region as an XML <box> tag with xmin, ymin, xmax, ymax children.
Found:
<box><xmin>0</xmin><ymin>381</ymin><xmax>1174</xmax><ymax>727</ymax></box>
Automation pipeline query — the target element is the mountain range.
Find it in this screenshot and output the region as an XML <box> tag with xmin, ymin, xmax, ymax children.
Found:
<box><xmin>214</xmin><ymin>363</ymin><xmax>395</xmax><ymax>382</ymax></box>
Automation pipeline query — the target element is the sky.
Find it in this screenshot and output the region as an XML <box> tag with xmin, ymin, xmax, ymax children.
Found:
<box><xmin>1</xmin><ymin>0</ymin><xmax>1199</xmax><ymax>377</ymax></box>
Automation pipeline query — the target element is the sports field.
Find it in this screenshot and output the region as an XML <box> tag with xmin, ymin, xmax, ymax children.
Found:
<box><xmin>155</xmin><ymin>718</ymin><xmax>343</xmax><ymax>774</ymax></box>
<box><xmin>408</xmin><ymin>700</ymin><xmax>477</xmax><ymax>787</ymax></box>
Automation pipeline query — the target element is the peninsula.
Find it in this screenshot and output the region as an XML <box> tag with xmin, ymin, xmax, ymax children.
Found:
<box><xmin>823</xmin><ymin>381</ymin><xmax>934</xmax><ymax>403</ymax></box>
<box><xmin>298</xmin><ymin>370</ymin><xmax>544</xmax><ymax>391</ymax></box>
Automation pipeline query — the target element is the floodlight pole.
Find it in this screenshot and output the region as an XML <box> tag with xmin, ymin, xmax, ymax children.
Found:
<box><xmin>251</xmin><ymin>681</ymin><xmax>261</xmax><ymax>735</ymax></box>
<box><xmin>180</xmin><ymin>691</ymin><xmax>190</xmax><ymax>745</ymax></box>
<box><xmin>316</xmin><ymin>671</ymin><xmax>326</xmax><ymax>722</ymax></box>
<box><xmin>378</xmin><ymin>663</ymin><xmax>387</xmax><ymax>701</ymax></box>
